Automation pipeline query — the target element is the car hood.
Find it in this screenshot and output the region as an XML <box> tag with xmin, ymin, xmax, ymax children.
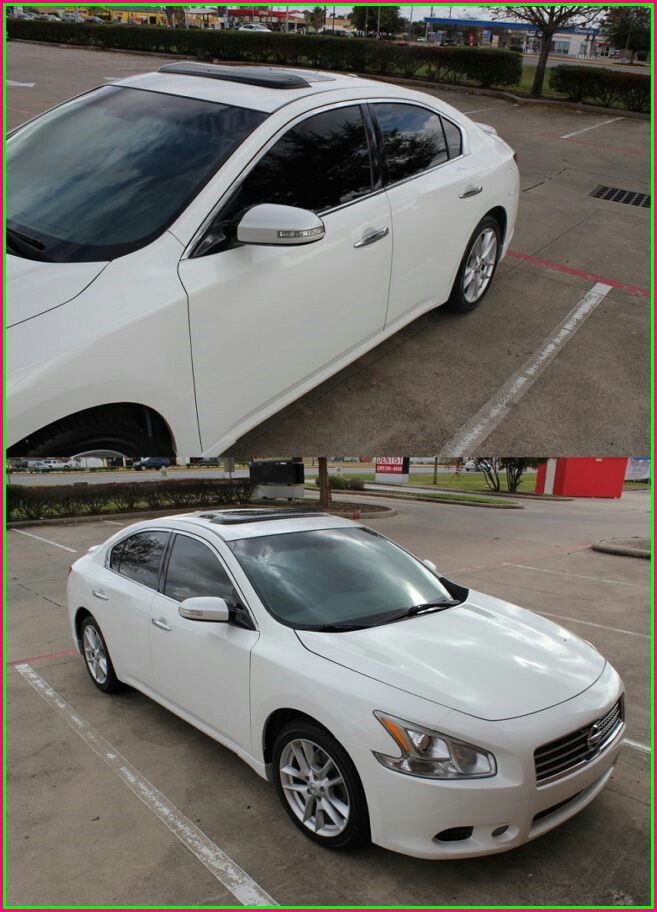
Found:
<box><xmin>296</xmin><ymin>590</ymin><xmax>605</xmax><ymax>721</ymax></box>
<box><xmin>6</xmin><ymin>254</ymin><xmax>108</xmax><ymax>327</ymax></box>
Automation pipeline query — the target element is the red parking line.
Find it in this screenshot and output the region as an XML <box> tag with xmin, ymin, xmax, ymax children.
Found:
<box><xmin>507</xmin><ymin>250</ymin><xmax>650</xmax><ymax>298</ymax></box>
<box><xmin>8</xmin><ymin>648</ymin><xmax>77</xmax><ymax>667</ymax></box>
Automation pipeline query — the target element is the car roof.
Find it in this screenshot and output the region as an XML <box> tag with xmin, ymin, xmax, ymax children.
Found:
<box><xmin>112</xmin><ymin>64</ymin><xmax>406</xmax><ymax>113</ymax></box>
<box><xmin>130</xmin><ymin>509</ymin><xmax>360</xmax><ymax>541</ymax></box>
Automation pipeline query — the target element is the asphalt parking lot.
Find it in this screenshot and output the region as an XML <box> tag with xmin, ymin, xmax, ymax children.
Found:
<box><xmin>7</xmin><ymin>42</ymin><xmax>651</xmax><ymax>458</ymax></box>
<box><xmin>6</xmin><ymin>489</ymin><xmax>651</xmax><ymax>906</ymax></box>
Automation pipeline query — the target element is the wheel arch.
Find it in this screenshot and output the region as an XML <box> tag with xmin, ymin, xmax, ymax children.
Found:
<box><xmin>486</xmin><ymin>205</ymin><xmax>507</xmax><ymax>247</ymax></box>
<box><xmin>262</xmin><ymin>707</ymin><xmax>334</xmax><ymax>766</ymax></box>
<box><xmin>74</xmin><ymin>607</ymin><xmax>93</xmax><ymax>649</ymax></box>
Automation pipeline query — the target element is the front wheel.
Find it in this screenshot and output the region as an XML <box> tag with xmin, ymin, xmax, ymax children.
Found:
<box><xmin>446</xmin><ymin>216</ymin><xmax>501</xmax><ymax>313</ymax></box>
<box><xmin>272</xmin><ymin>719</ymin><xmax>370</xmax><ymax>850</ymax></box>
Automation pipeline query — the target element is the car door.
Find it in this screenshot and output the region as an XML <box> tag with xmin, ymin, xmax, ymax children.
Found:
<box><xmin>96</xmin><ymin>529</ymin><xmax>170</xmax><ymax>688</ymax></box>
<box><xmin>149</xmin><ymin>531</ymin><xmax>258</xmax><ymax>751</ymax></box>
<box><xmin>178</xmin><ymin>102</ymin><xmax>393</xmax><ymax>454</ymax></box>
<box><xmin>371</xmin><ymin>102</ymin><xmax>473</xmax><ymax>329</ymax></box>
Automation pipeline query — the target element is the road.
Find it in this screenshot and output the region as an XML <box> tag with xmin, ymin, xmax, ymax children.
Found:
<box><xmin>6</xmin><ymin>42</ymin><xmax>650</xmax><ymax>457</ymax></box>
<box><xmin>6</xmin><ymin>489</ymin><xmax>651</xmax><ymax>905</ymax></box>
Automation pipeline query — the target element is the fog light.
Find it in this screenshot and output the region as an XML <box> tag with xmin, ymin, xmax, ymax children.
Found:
<box><xmin>435</xmin><ymin>826</ymin><xmax>473</xmax><ymax>842</ymax></box>
<box><xmin>492</xmin><ymin>825</ymin><xmax>509</xmax><ymax>837</ymax></box>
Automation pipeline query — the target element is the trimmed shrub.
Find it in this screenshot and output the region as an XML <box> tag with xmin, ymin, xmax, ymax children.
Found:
<box><xmin>6</xmin><ymin>479</ymin><xmax>257</xmax><ymax>521</ymax></box>
<box><xmin>315</xmin><ymin>476</ymin><xmax>365</xmax><ymax>491</ymax></box>
<box><xmin>7</xmin><ymin>19</ymin><xmax>521</xmax><ymax>88</ymax></box>
<box><xmin>550</xmin><ymin>65</ymin><xmax>650</xmax><ymax>112</ymax></box>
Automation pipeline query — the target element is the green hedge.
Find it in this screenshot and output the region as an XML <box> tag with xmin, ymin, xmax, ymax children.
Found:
<box><xmin>549</xmin><ymin>65</ymin><xmax>650</xmax><ymax>112</ymax></box>
<box><xmin>7</xmin><ymin>479</ymin><xmax>256</xmax><ymax>521</ymax></box>
<box><xmin>7</xmin><ymin>19</ymin><xmax>522</xmax><ymax>88</ymax></box>
<box><xmin>315</xmin><ymin>476</ymin><xmax>365</xmax><ymax>491</ymax></box>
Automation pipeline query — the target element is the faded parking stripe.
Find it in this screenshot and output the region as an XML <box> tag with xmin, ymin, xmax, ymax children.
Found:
<box><xmin>15</xmin><ymin>664</ymin><xmax>277</xmax><ymax>907</ymax></box>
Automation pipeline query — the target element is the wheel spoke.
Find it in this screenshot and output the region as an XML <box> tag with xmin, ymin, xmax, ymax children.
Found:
<box><xmin>281</xmin><ymin>763</ymin><xmax>306</xmax><ymax>781</ymax></box>
<box><xmin>290</xmin><ymin>743</ymin><xmax>310</xmax><ymax>778</ymax></box>
<box><xmin>302</xmin><ymin>795</ymin><xmax>315</xmax><ymax>823</ymax></box>
<box><xmin>320</xmin><ymin>797</ymin><xmax>343</xmax><ymax>827</ymax></box>
<box><xmin>463</xmin><ymin>267</ymin><xmax>476</xmax><ymax>289</ymax></box>
<box><xmin>281</xmin><ymin>781</ymin><xmax>308</xmax><ymax>793</ymax></box>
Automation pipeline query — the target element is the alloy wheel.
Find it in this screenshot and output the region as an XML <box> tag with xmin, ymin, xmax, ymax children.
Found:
<box><xmin>279</xmin><ymin>738</ymin><xmax>350</xmax><ymax>837</ymax></box>
<box><xmin>462</xmin><ymin>227</ymin><xmax>498</xmax><ymax>304</ymax></box>
<box><xmin>83</xmin><ymin>624</ymin><xmax>108</xmax><ymax>685</ymax></box>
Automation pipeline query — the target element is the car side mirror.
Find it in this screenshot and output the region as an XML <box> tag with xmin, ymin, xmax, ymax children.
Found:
<box><xmin>422</xmin><ymin>558</ymin><xmax>439</xmax><ymax>574</ymax></box>
<box><xmin>236</xmin><ymin>203</ymin><xmax>325</xmax><ymax>246</ymax></box>
<box><xmin>178</xmin><ymin>596</ymin><xmax>230</xmax><ymax>622</ymax></box>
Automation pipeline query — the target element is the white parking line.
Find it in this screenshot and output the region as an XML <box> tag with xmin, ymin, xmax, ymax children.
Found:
<box><xmin>442</xmin><ymin>283</ymin><xmax>613</xmax><ymax>456</ymax></box>
<box><xmin>463</xmin><ymin>104</ymin><xmax>519</xmax><ymax>115</ymax></box>
<box><xmin>7</xmin><ymin>80</ymin><xmax>35</xmax><ymax>87</ymax></box>
<box><xmin>10</xmin><ymin>529</ymin><xmax>77</xmax><ymax>553</ymax></box>
<box><xmin>15</xmin><ymin>664</ymin><xmax>277</xmax><ymax>907</ymax></box>
<box><xmin>535</xmin><ymin>610</ymin><xmax>650</xmax><ymax>640</ymax></box>
<box><xmin>102</xmin><ymin>520</ymin><xmax>125</xmax><ymax>526</ymax></box>
<box><xmin>561</xmin><ymin>116</ymin><xmax>623</xmax><ymax>139</ymax></box>
<box><xmin>624</xmin><ymin>738</ymin><xmax>651</xmax><ymax>755</ymax></box>
<box><xmin>506</xmin><ymin>564</ymin><xmax>648</xmax><ymax>588</ymax></box>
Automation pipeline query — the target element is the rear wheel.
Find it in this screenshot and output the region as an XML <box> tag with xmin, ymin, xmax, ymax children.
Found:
<box><xmin>80</xmin><ymin>615</ymin><xmax>122</xmax><ymax>693</ymax></box>
<box><xmin>446</xmin><ymin>216</ymin><xmax>501</xmax><ymax>313</ymax></box>
<box><xmin>273</xmin><ymin>719</ymin><xmax>370</xmax><ymax>850</ymax></box>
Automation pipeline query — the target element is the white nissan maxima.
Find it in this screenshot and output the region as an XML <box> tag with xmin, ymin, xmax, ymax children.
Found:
<box><xmin>67</xmin><ymin>509</ymin><xmax>625</xmax><ymax>859</ymax></box>
<box><xmin>8</xmin><ymin>63</ymin><xmax>518</xmax><ymax>458</ymax></box>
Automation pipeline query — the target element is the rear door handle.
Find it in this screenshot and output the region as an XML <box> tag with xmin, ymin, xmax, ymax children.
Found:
<box><xmin>353</xmin><ymin>226</ymin><xmax>390</xmax><ymax>248</ymax></box>
<box><xmin>459</xmin><ymin>185</ymin><xmax>483</xmax><ymax>199</ymax></box>
<box><xmin>151</xmin><ymin>617</ymin><xmax>172</xmax><ymax>632</ymax></box>
<box><xmin>92</xmin><ymin>589</ymin><xmax>109</xmax><ymax>601</ymax></box>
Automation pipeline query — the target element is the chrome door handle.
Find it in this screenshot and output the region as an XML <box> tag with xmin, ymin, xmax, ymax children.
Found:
<box><xmin>151</xmin><ymin>617</ymin><xmax>172</xmax><ymax>632</ymax></box>
<box><xmin>459</xmin><ymin>185</ymin><xmax>483</xmax><ymax>199</ymax></box>
<box><xmin>92</xmin><ymin>589</ymin><xmax>109</xmax><ymax>601</ymax></box>
<box><xmin>353</xmin><ymin>226</ymin><xmax>390</xmax><ymax>248</ymax></box>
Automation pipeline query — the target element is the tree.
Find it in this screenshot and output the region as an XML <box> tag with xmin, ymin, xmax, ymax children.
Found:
<box><xmin>350</xmin><ymin>6</ymin><xmax>403</xmax><ymax>37</ymax></box>
<box><xmin>501</xmin><ymin>458</ymin><xmax>543</xmax><ymax>493</ymax></box>
<box><xmin>602</xmin><ymin>7</ymin><xmax>650</xmax><ymax>62</ymax></box>
<box><xmin>304</xmin><ymin>6</ymin><xmax>326</xmax><ymax>34</ymax></box>
<box><xmin>317</xmin><ymin>457</ymin><xmax>332</xmax><ymax>509</ymax></box>
<box><xmin>164</xmin><ymin>6</ymin><xmax>186</xmax><ymax>28</ymax></box>
<box><xmin>477</xmin><ymin>458</ymin><xmax>502</xmax><ymax>492</ymax></box>
<box><xmin>494</xmin><ymin>6</ymin><xmax>603</xmax><ymax>97</ymax></box>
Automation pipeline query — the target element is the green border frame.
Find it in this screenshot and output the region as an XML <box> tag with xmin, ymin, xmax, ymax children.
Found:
<box><xmin>2</xmin><ymin>1</ymin><xmax>654</xmax><ymax>909</ymax></box>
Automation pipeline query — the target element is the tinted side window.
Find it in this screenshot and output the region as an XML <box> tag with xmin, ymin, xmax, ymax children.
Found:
<box><xmin>116</xmin><ymin>531</ymin><xmax>169</xmax><ymax>589</ymax></box>
<box><xmin>442</xmin><ymin>117</ymin><xmax>462</xmax><ymax>158</ymax></box>
<box><xmin>164</xmin><ymin>535</ymin><xmax>237</xmax><ymax>604</ymax></box>
<box><xmin>109</xmin><ymin>540</ymin><xmax>124</xmax><ymax>572</ymax></box>
<box><xmin>374</xmin><ymin>103</ymin><xmax>448</xmax><ymax>184</ymax></box>
<box><xmin>229</xmin><ymin>106</ymin><xmax>373</xmax><ymax>215</ymax></box>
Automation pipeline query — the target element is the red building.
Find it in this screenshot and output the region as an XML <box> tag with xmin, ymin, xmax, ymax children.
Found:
<box><xmin>535</xmin><ymin>457</ymin><xmax>628</xmax><ymax>498</ymax></box>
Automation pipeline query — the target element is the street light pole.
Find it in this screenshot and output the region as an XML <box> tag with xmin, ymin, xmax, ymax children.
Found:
<box><xmin>407</xmin><ymin>5</ymin><xmax>413</xmax><ymax>40</ymax></box>
<box><xmin>376</xmin><ymin>5</ymin><xmax>381</xmax><ymax>39</ymax></box>
<box><xmin>622</xmin><ymin>11</ymin><xmax>634</xmax><ymax>63</ymax></box>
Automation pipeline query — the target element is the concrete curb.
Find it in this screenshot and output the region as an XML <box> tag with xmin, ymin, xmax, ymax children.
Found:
<box><xmin>9</xmin><ymin>39</ymin><xmax>649</xmax><ymax>120</ymax></box>
<box><xmin>367</xmin><ymin>482</ymin><xmax>573</xmax><ymax>502</ymax></box>
<box><xmin>333</xmin><ymin>489</ymin><xmax>523</xmax><ymax>509</ymax></box>
<box><xmin>591</xmin><ymin>539</ymin><xmax>651</xmax><ymax>559</ymax></box>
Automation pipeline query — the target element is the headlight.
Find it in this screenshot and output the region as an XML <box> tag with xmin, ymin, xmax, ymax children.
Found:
<box><xmin>373</xmin><ymin>711</ymin><xmax>496</xmax><ymax>780</ymax></box>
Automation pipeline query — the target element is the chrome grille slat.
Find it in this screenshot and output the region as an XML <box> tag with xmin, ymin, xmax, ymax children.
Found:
<box><xmin>534</xmin><ymin>699</ymin><xmax>623</xmax><ymax>784</ymax></box>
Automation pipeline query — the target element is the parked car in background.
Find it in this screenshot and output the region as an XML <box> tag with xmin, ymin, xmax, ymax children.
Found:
<box><xmin>7</xmin><ymin>63</ymin><xmax>518</xmax><ymax>459</ymax></box>
<box><xmin>68</xmin><ymin>509</ymin><xmax>625</xmax><ymax>858</ymax></box>
<box><xmin>239</xmin><ymin>23</ymin><xmax>271</xmax><ymax>32</ymax></box>
<box><xmin>27</xmin><ymin>460</ymin><xmax>53</xmax><ymax>473</ymax></box>
<box><xmin>463</xmin><ymin>460</ymin><xmax>478</xmax><ymax>471</ymax></box>
<box><xmin>133</xmin><ymin>456</ymin><xmax>172</xmax><ymax>471</ymax></box>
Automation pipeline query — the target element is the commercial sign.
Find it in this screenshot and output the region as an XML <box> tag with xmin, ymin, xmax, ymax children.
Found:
<box><xmin>375</xmin><ymin>457</ymin><xmax>410</xmax><ymax>484</ymax></box>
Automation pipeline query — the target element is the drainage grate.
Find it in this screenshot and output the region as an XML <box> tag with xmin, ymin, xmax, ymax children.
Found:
<box><xmin>590</xmin><ymin>185</ymin><xmax>650</xmax><ymax>208</ymax></box>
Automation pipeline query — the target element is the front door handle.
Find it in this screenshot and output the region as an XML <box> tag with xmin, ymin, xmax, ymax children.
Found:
<box><xmin>353</xmin><ymin>226</ymin><xmax>390</xmax><ymax>248</ymax></box>
<box><xmin>459</xmin><ymin>185</ymin><xmax>483</xmax><ymax>199</ymax></box>
<box><xmin>92</xmin><ymin>589</ymin><xmax>109</xmax><ymax>601</ymax></box>
<box><xmin>151</xmin><ymin>617</ymin><xmax>172</xmax><ymax>632</ymax></box>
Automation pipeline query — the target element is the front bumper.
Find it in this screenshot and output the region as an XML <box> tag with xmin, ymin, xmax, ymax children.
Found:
<box><xmin>351</xmin><ymin>664</ymin><xmax>624</xmax><ymax>859</ymax></box>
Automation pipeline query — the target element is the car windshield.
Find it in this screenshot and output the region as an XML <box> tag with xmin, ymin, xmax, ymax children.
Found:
<box><xmin>228</xmin><ymin>527</ymin><xmax>454</xmax><ymax>630</ymax></box>
<box><xmin>7</xmin><ymin>85</ymin><xmax>268</xmax><ymax>263</ymax></box>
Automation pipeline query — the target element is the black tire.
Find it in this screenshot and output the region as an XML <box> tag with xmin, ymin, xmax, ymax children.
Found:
<box><xmin>7</xmin><ymin>407</ymin><xmax>173</xmax><ymax>458</ymax></box>
<box><xmin>80</xmin><ymin>615</ymin><xmax>122</xmax><ymax>694</ymax></box>
<box><xmin>272</xmin><ymin>718</ymin><xmax>370</xmax><ymax>850</ymax></box>
<box><xmin>445</xmin><ymin>215</ymin><xmax>501</xmax><ymax>313</ymax></box>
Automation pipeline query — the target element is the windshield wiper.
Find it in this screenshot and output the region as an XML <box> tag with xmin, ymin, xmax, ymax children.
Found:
<box><xmin>375</xmin><ymin>599</ymin><xmax>461</xmax><ymax>626</ymax></box>
<box><xmin>314</xmin><ymin>623</ymin><xmax>367</xmax><ymax>632</ymax></box>
<box><xmin>7</xmin><ymin>227</ymin><xmax>49</xmax><ymax>260</ymax></box>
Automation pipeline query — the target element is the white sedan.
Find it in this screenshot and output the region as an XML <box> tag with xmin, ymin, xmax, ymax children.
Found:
<box><xmin>68</xmin><ymin>509</ymin><xmax>625</xmax><ymax>859</ymax></box>
<box><xmin>8</xmin><ymin>62</ymin><xmax>518</xmax><ymax>459</ymax></box>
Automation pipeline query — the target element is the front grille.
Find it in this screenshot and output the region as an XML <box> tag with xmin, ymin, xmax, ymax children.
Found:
<box><xmin>534</xmin><ymin>699</ymin><xmax>623</xmax><ymax>785</ymax></box>
<box><xmin>590</xmin><ymin>185</ymin><xmax>650</xmax><ymax>208</ymax></box>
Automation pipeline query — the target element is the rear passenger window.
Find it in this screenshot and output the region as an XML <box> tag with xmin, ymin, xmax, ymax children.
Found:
<box><xmin>442</xmin><ymin>117</ymin><xmax>462</xmax><ymax>158</ymax></box>
<box><xmin>373</xmin><ymin>103</ymin><xmax>448</xmax><ymax>184</ymax></box>
<box><xmin>113</xmin><ymin>531</ymin><xmax>169</xmax><ymax>589</ymax></box>
<box><xmin>164</xmin><ymin>534</ymin><xmax>237</xmax><ymax>604</ymax></box>
<box><xmin>109</xmin><ymin>540</ymin><xmax>124</xmax><ymax>571</ymax></box>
